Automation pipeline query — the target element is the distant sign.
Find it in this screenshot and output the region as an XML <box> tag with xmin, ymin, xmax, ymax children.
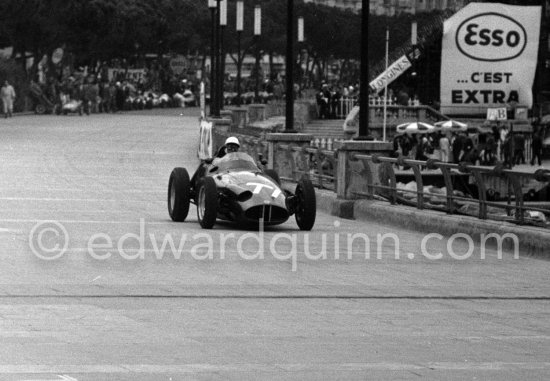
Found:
<box><xmin>108</xmin><ymin>68</ymin><xmax>146</xmax><ymax>82</ymax></box>
<box><xmin>486</xmin><ymin>107</ymin><xmax>507</xmax><ymax>121</ymax></box>
<box><xmin>441</xmin><ymin>3</ymin><xmax>541</xmax><ymax>114</ymax></box>
<box><xmin>515</xmin><ymin>106</ymin><xmax>528</xmax><ymax>120</ymax></box>
<box><xmin>170</xmin><ymin>56</ymin><xmax>189</xmax><ymax>75</ymax></box>
<box><xmin>369</xmin><ymin>55</ymin><xmax>412</xmax><ymax>94</ymax></box>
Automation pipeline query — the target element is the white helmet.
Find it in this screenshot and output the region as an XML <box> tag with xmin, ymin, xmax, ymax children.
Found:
<box><xmin>225</xmin><ymin>137</ymin><xmax>240</xmax><ymax>147</ymax></box>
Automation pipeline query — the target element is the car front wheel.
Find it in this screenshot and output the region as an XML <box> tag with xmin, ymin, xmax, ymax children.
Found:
<box><xmin>197</xmin><ymin>177</ymin><xmax>218</xmax><ymax>229</ymax></box>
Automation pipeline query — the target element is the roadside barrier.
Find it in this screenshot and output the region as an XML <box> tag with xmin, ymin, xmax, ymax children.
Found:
<box><xmin>213</xmin><ymin>129</ymin><xmax>550</xmax><ymax>228</ymax></box>
<box><xmin>346</xmin><ymin>154</ymin><xmax>550</xmax><ymax>227</ymax></box>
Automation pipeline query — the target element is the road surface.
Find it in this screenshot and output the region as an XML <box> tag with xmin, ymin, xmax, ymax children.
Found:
<box><xmin>0</xmin><ymin>109</ymin><xmax>549</xmax><ymax>380</ymax></box>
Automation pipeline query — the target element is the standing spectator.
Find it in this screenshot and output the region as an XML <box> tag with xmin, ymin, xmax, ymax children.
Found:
<box><xmin>499</xmin><ymin>125</ymin><xmax>508</xmax><ymax>161</ymax></box>
<box><xmin>316</xmin><ymin>83</ymin><xmax>331</xmax><ymax>119</ymax></box>
<box><xmin>502</xmin><ymin>134</ymin><xmax>514</xmax><ymax>168</ymax></box>
<box><xmin>451</xmin><ymin>132</ymin><xmax>463</xmax><ymax>163</ymax></box>
<box><xmin>273</xmin><ymin>81</ymin><xmax>284</xmax><ymax>101</ymax></box>
<box><xmin>484</xmin><ymin>133</ymin><xmax>496</xmax><ymax>165</ymax></box>
<box><xmin>463</xmin><ymin>147</ymin><xmax>480</xmax><ymax>165</ymax></box>
<box><xmin>392</xmin><ymin>135</ymin><xmax>403</xmax><ymax>168</ymax></box>
<box><xmin>415</xmin><ymin>134</ymin><xmax>428</xmax><ymax>161</ymax></box>
<box><xmin>463</xmin><ymin>133</ymin><xmax>474</xmax><ymax>158</ymax></box>
<box><xmin>115</xmin><ymin>82</ymin><xmax>125</xmax><ymax>112</ymax></box>
<box><xmin>330</xmin><ymin>86</ymin><xmax>341</xmax><ymax>118</ymax></box>
<box><xmin>531</xmin><ymin>129</ymin><xmax>543</xmax><ymax>166</ymax></box>
<box><xmin>1</xmin><ymin>80</ymin><xmax>16</xmax><ymax>118</ymax></box>
<box><xmin>82</xmin><ymin>76</ymin><xmax>97</xmax><ymax>115</ymax></box>
<box><xmin>513</xmin><ymin>133</ymin><xmax>525</xmax><ymax>165</ymax></box>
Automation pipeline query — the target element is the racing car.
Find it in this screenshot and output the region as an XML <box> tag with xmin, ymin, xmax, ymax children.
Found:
<box><xmin>167</xmin><ymin>151</ymin><xmax>316</xmax><ymax>230</ymax></box>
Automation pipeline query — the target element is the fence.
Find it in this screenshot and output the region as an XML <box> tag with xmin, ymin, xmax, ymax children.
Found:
<box><xmin>341</xmin><ymin>154</ymin><xmax>550</xmax><ymax>227</ymax></box>
<box><xmin>271</xmin><ymin>143</ymin><xmax>337</xmax><ymax>191</ymax></box>
<box><xmin>211</xmin><ymin>127</ymin><xmax>550</xmax><ymax>228</ymax></box>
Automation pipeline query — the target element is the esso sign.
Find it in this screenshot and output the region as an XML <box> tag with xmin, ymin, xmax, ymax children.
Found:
<box><xmin>456</xmin><ymin>13</ymin><xmax>527</xmax><ymax>62</ymax></box>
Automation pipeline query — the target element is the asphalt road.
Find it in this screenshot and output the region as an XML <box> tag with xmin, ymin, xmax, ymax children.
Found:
<box><xmin>0</xmin><ymin>109</ymin><xmax>549</xmax><ymax>380</ymax></box>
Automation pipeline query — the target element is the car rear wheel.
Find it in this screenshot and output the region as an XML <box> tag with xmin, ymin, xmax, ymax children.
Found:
<box><xmin>197</xmin><ymin>177</ymin><xmax>218</xmax><ymax>229</ymax></box>
<box><xmin>168</xmin><ymin>167</ymin><xmax>191</xmax><ymax>222</ymax></box>
<box><xmin>264</xmin><ymin>169</ymin><xmax>280</xmax><ymax>185</ymax></box>
<box><xmin>295</xmin><ymin>176</ymin><xmax>316</xmax><ymax>231</ymax></box>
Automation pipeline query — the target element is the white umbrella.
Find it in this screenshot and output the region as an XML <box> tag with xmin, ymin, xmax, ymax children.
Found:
<box><xmin>434</xmin><ymin>120</ymin><xmax>468</xmax><ymax>132</ymax></box>
<box><xmin>396</xmin><ymin>122</ymin><xmax>435</xmax><ymax>135</ymax></box>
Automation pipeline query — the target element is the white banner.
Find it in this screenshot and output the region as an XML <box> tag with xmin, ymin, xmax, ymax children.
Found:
<box><xmin>440</xmin><ymin>3</ymin><xmax>541</xmax><ymax>115</ymax></box>
<box><xmin>369</xmin><ymin>55</ymin><xmax>412</xmax><ymax>94</ymax></box>
<box><xmin>198</xmin><ymin>119</ymin><xmax>213</xmax><ymax>160</ymax></box>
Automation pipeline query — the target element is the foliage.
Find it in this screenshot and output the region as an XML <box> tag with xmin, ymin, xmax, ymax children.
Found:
<box><xmin>0</xmin><ymin>0</ymin><xmax>439</xmax><ymax>86</ymax></box>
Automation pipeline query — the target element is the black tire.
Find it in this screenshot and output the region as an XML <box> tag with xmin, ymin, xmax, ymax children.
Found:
<box><xmin>35</xmin><ymin>104</ymin><xmax>46</xmax><ymax>115</ymax></box>
<box><xmin>264</xmin><ymin>169</ymin><xmax>280</xmax><ymax>185</ymax></box>
<box><xmin>168</xmin><ymin>168</ymin><xmax>191</xmax><ymax>222</ymax></box>
<box><xmin>295</xmin><ymin>177</ymin><xmax>316</xmax><ymax>231</ymax></box>
<box><xmin>196</xmin><ymin>177</ymin><xmax>218</xmax><ymax>229</ymax></box>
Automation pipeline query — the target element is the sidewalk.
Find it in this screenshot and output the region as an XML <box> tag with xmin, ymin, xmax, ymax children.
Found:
<box><xmin>315</xmin><ymin>188</ymin><xmax>550</xmax><ymax>259</ymax></box>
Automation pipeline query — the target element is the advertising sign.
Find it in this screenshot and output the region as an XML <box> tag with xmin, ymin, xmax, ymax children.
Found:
<box><xmin>486</xmin><ymin>107</ymin><xmax>507</xmax><ymax>121</ymax></box>
<box><xmin>369</xmin><ymin>55</ymin><xmax>412</xmax><ymax>94</ymax></box>
<box><xmin>169</xmin><ymin>55</ymin><xmax>188</xmax><ymax>75</ymax></box>
<box><xmin>108</xmin><ymin>68</ymin><xmax>146</xmax><ymax>82</ymax></box>
<box><xmin>440</xmin><ymin>3</ymin><xmax>541</xmax><ymax>115</ymax></box>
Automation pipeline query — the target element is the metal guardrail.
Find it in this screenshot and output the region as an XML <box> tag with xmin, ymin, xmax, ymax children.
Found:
<box><xmin>273</xmin><ymin>143</ymin><xmax>337</xmax><ymax>191</ymax></box>
<box><xmin>350</xmin><ymin>154</ymin><xmax>550</xmax><ymax>227</ymax></box>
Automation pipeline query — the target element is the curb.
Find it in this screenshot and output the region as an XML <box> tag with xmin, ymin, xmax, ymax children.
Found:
<box><xmin>314</xmin><ymin>188</ymin><xmax>550</xmax><ymax>258</ymax></box>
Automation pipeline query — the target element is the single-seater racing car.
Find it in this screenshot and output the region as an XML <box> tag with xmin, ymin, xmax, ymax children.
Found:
<box><xmin>167</xmin><ymin>151</ymin><xmax>316</xmax><ymax>230</ymax></box>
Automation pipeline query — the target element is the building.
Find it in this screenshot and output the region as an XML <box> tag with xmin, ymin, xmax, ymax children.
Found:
<box><xmin>302</xmin><ymin>0</ymin><xmax>469</xmax><ymax>14</ymax></box>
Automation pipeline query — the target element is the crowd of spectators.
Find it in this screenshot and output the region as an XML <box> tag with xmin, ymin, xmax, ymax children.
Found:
<box><xmin>316</xmin><ymin>82</ymin><xmax>360</xmax><ymax>119</ymax></box>
<box><xmin>30</xmin><ymin>58</ymin><xmax>317</xmax><ymax>114</ymax></box>
<box><xmin>29</xmin><ymin>58</ymin><xmax>203</xmax><ymax>115</ymax></box>
<box><xmin>393</xmin><ymin>122</ymin><xmax>547</xmax><ymax>170</ymax></box>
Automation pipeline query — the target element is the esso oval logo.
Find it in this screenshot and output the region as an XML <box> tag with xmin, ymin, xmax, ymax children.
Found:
<box><xmin>456</xmin><ymin>13</ymin><xmax>527</xmax><ymax>62</ymax></box>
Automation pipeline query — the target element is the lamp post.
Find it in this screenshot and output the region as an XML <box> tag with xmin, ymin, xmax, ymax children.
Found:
<box><xmin>208</xmin><ymin>0</ymin><xmax>218</xmax><ymax>117</ymax></box>
<box><xmin>213</xmin><ymin>0</ymin><xmax>222</xmax><ymax>116</ymax></box>
<box><xmin>382</xmin><ymin>10</ymin><xmax>390</xmax><ymax>142</ymax></box>
<box><xmin>297</xmin><ymin>16</ymin><xmax>304</xmax><ymax>91</ymax></box>
<box><xmin>411</xmin><ymin>20</ymin><xmax>418</xmax><ymax>105</ymax></box>
<box><xmin>236</xmin><ymin>0</ymin><xmax>244</xmax><ymax>106</ymax></box>
<box><xmin>254</xmin><ymin>4</ymin><xmax>261</xmax><ymax>103</ymax></box>
<box><xmin>285</xmin><ymin>0</ymin><xmax>296</xmax><ymax>133</ymax></box>
<box><xmin>356</xmin><ymin>0</ymin><xmax>372</xmax><ymax>140</ymax></box>
<box><xmin>219</xmin><ymin>0</ymin><xmax>227</xmax><ymax>112</ymax></box>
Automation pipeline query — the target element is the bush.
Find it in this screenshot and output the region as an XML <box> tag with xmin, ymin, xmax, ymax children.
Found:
<box><xmin>0</xmin><ymin>58</ymin><xmax>28</xmax><ymax>112</ymax></box>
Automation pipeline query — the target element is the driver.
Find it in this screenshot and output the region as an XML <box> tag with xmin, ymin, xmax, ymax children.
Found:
<box><xmin>191</xmin><ymin>136</ymin><xmax>241</xmax><ymax>194</ymax></box>
<box><xmin>216</xmin><ymin>136</ymin><xmax>240</xmax><ymax>158</ymax></box>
